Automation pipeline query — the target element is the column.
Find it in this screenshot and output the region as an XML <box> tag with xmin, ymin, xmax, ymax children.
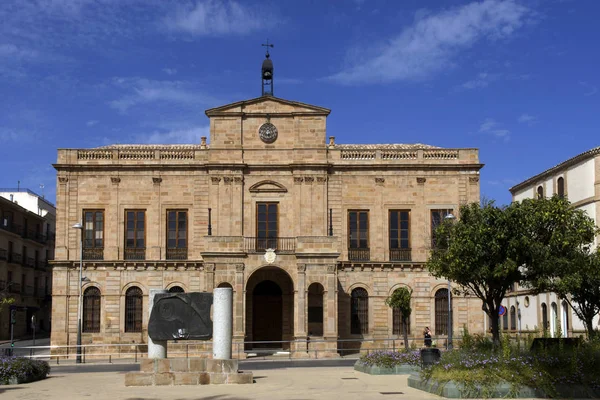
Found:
<box><xmin>233</xmin><ymin>263</ymin><xmax>245</xmax><ymax>358</ymax></box>
<box><xmin>147</xmin><ymin>289</ymin><xmax>167</xmax><ymax>359</ymax></box>
<box><xmin>213</xmin><ymin>287</ymin><xmax>233</xmax><ymax>359</ymax></box>
<box><xmin>293</xmin><ymin>263</ymin><xmax>308</xmax><ymax>357</ymax></box>
<box><xmin>324</xmin><ymin>264</ymin><xmax>338</xmax><ymax>355</ymax></box>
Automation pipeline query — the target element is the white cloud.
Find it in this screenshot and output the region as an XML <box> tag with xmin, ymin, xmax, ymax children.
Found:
<box><xmin>460</xmin><ymin>72</ymin><xmax>500</xmax><ymax>89</ymax></box>
<box><xmin>164</xmin><ymin>0</ymin><xmax>268</xmax><ymax>36</ymax></box>
<box><xmin>163</xmin><ymin>68</ymin><xmax>177</xmax><ymax>76</ymax></box>
<box><xmin>0</xmin><ymin>43</ymin><xmax>39</xmax><ymax>60</ymax></box>
<box><xmin>518</xmin><ymin>113</ymin><xmax>537</xmax><ymax>125</ymax></box>
<box><xmin>328</xmin><ymin>0</ymin><xmax>530</xmax><ymax>84</ymax></box>
<box><xmin>579</xmin><ymin>81</ymin><xmax>598</xmax><ymax>97</ymax></box>
<box><xmin>86</xmin><ymin>120</ymin><xmax>99</xmax><ymax>127</ymax></box>
<box><xmin>479</xmin><ymin>118</ymin><xmax>510</xmax><ymax>139</ymax></box>
<box><xmin>109</xmin><ymin>77</ymin><xmax>218</xmax><ymax>113</ymax></box>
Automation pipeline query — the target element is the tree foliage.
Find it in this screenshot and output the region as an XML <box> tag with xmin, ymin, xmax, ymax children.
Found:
<box><xmin>426</xmin><ymin>196</ymin><xmax>596</xmax><ymax>345</ymax></box>
<box><xmin>385</xmin><ymin>286</ymin><xmax>412</xmax><ymax>349</ymax></box>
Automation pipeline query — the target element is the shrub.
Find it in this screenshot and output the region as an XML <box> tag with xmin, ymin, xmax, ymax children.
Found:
<box><xmin>359</xmin><ymin>350</ymin><xmax>421</xmax><ymax>368</ymax></box>
<box><xmin>0</xmin><ymin>356</ymin><xmax>50</xmax><ymax>384</ymax></box>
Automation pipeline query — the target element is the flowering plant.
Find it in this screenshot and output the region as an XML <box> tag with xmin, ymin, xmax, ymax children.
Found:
<box><xmin>0</xmin><ymin>356</ymin><xmax>50</xmax><ymax>384</ymax></box>
<box><xmin>358</xmin><ymin>350</ymin><xmax>421</xmax><ymax>368</ymax></box>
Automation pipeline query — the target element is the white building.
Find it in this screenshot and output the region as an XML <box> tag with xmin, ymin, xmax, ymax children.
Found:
<box><xmin>507</xmin><ymin>147</ymin><xmax>600</xmax><ymax>337</ymax></box>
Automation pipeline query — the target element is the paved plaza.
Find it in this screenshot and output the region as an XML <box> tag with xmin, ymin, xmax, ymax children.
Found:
<box><xmin>0</xmin><ymin>366</ymin><xmax>443</xmax><ymax>400</ymax></box>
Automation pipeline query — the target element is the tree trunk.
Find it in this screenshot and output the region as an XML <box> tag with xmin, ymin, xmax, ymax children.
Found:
<box><xmin>403</xmin><ymin>317</ymin><xmax>409</xmax><ymax>350</ymax></box>
<box><xmin>487</xmin><ymin>301</ymin><xmax>501</xmax><ymax>347</ymax></box>
<box><xmin>585</xmin><ymin>318</ymin><xmax>597</xmax><ymax>340</ymax></box>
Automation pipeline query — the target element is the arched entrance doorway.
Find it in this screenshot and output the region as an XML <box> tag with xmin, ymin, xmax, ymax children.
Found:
<box><xmin>245</xmin><ymin>266</ymin><xmax>294</xmax><ymax>350</ymax></box>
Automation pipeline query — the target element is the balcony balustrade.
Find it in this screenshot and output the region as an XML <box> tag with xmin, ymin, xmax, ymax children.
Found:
<box><xmin>244</xmin><ymin>237</ymin><xmax>296</xmax><ymax>254</ymax></box>
<box><xmin>9</xmin><ymin>252</ymin><xmax>22</xmax><ymax>264</ymax></box>
<box><xmin>166</xmin><ymin>247</ymin><xmax>188</xmax><ymax>260</ymax></box>
<box><xmin>348</xmin><ymin>248</ymin><xmax>370</xmax><ymax>261</ymax></box>
<box><xmin>0</xmin><ymin>222</ymin><xmax>23</xmax><ymax>236</ymax></box>
<box><xmin>83</xmin><ymin>248</ymin><xmax>104</xmax><ymax>261</ymax></box>
<box><xmin>390</xmin><ymin>248</ymin><xmax>412</xmax><ymax>262</ymax></box>
<box><xmin>124</xmin><ymin>248</ymin><xmax>145</xmax><ymax>261</ymax></box>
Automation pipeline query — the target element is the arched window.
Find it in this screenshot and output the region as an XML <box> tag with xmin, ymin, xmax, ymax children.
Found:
<box><xmin>83</xmin><ymin>287</ymin><xmax>101</xmax><ymax>333</ymax></box>
<box><xmin>308</xmin><ymin>283</ymin><xmax>324</xmax><ymax>336</ymax></box>
<box><xmin>537</xmin><ymin>186</ymin><xmax>544</xmax><ymax>199</ymax></box>
<box><xmin>125</xmin><ymin>286</ymin><xmax>143</xmax><ymax>333</ymax></box>
<box><xmin>510</xmin><ymin>306</ymin><xmax>516</xmax><ymax>331</ymax></box>
<box><xmin>561</xmin><ymin>300</ymin><xmax>569</xmax><ymax>337</ymax></box>
<box><xmin>557</xmin><ymin>177</ymin><xmax>565</xmax><ymax>198</ymax></box>
<box><xmin>551</xmin><ymin>302</ymin><xmax>558</xmax><ymax>337</ymax></box>
<box><xmin>541</xmin><ymin>303</ymin><xmax>548</xmax><ymax>332</ymax></box>
<box><xmin>351</xmin><ymin>288</ymin><xmax>368</xmax><ymax>334</ymax></box>
<box><xmin>434</xmin><ymin>289</ymin><xmax>449</xmax><ymax>335</ymax></box>
<box><xmin>168</xmin><ymin>285</ymin><xmax>185</xmax><ymax>293</ymax></box>
<box><xmin>502</xmin><ymin>307</ymin><xmax>509</xmax><ymax>330</ymax></box>
<box><xmin>392</xmin><ymin>288</ymin><xmax>411</xmax><ymax>336</ymax></box>
<box><xmin>217</xmin><ymin>282</ymin><xmax>233</xmax><ymax>289</ymax></box>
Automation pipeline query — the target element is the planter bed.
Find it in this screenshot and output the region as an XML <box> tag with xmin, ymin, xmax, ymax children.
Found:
<box><xmin>353</xmin><ymin>360</ymin><xmax>420</xmax><ymax>375</ymax></box>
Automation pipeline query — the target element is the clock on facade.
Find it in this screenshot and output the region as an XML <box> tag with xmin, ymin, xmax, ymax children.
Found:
<box><xmin>259</xmin><ymin>122</ymin><xmax>278</xmax><ymax>143</ymax></box>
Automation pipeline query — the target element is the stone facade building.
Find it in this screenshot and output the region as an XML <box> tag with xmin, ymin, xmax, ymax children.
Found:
<box><xmin>505</xmin><ymin>147</ymin><xmax>600</xmax><ymax>337</ymax></box>
<box><xmin>0</xmin><ymin>189</ymin><xmax>55</xmax><ymax>340</ymax></box>
<box><xmin>51</xmin><ymin>72</ymin><xmax>485</xmax><ymax>356</ymax></box>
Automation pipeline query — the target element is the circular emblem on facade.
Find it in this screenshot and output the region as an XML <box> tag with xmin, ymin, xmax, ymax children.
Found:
<box><xmin>264</xmin><ymin>248</ymin><xmax>277</xmax><ymax>264</ymax></box>
<box><xmin>259</xmin><ymin>123</ymin><xmax>278</xmax><ymax>143</ymax></box>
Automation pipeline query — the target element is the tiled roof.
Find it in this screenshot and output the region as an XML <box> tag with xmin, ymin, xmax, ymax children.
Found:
<box><xmin>509</xmin><ymin>146</ymin><xmax>600</xmax><ymax>193</ymax></box>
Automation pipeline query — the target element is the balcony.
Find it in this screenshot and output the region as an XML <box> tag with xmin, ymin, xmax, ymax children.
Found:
<box><xmin>244</xmin><ymin>237</ymin><xmax>296</xmax><ymax>254</ymax></box>
<box><xmin>0</xmin><ymin>248</ymin><xmax>6</xmax><ymax>260</ymax></box>
<box><xmin>124</xmin><ymin>248</ymin><xmax>145</xmax><ymax>261</ymax></box>
<box><xmin>83</xmin><ymin>248</ymin><xmax>104</xmax><ymax>261</ymax></box>
<box><xmin>0</xmin><ymin>222</ymin><xmax>23</xmax><ymax>236</ymax></box>
<box><xmin>166</xmin><ymin>247</ymin><xmax>187</xmax><ymax>260</ymax></box>
<box><xmin>390</xmin><ymin>248</ymin><xmax>412</xmax><ymax>262</ymax></box>
<box><xmin>24</xmin><ymin>230</ymin><xmax>47</xmax><ymax>244</ymax></box>
<box><xmin>9</xmin><ymin>252</ymin><xmax>22</xmax><ymax>264</ymax></box>
<box><xmin>348</xmin><ymin>248</ymin><xmax>370</xmax><ymax>261</ymax></box>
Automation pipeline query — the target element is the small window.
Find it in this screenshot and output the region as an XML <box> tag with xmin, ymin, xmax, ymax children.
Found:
<box><xmin>557</xmin><ymin>177</ymin><xmax>565</xmax><ymax>198</ymax></box>
<box><xmin>502</xmin><ymin>307</ymin><xmax>509</xmax><ymax>330</ymax></box>
<box><xmin>348</xmin><ymin>210</ymin><xmax>369</xmax><ymax>261</ymax></box>
<box><xmin>125</xmin><ymin>210</ymin><xmax>145</xmax><ymax>260</ymax></box>
<box><xmin>537</xmin><ymin>186</ymin><xmax>544</xmax><ymax>199</ymax></box>
<box><xmin>168</xmin><ymin>286</ymin><xmax>185</xmax><ymax>293</ymax></box>
<box><xmin>392</xmin><ymin>288</ymin><xmax>411</xmax><ymax>335</ymax></box>
<box><xmin>83</xmin><ymin>210</ymin><xmax>104</xmax><ymax>260</ymax></box>
<box><xmin>510</xmin><ymin>306</ymin><xmax>516</xmax><ymax>330</ymax></box>
<box><xmin>167</xmin><ymin>210</ymin><xmax>187</xmax><ymax>260</ymax></box>
<box><xmin>541</xmin><ymin>303</ymin><xmax>548</xmax><ymax>331</ymax></box>
<box><xmin>125</xmin><ymin>286</ymin><xmax>143</xmax><ymax>332</ymax></box>
<box><xmin>434</xmin><ymin>289</ymin><xmax>449</xmax><ymax>335</ymax></box>
<box><xmin>83</xmin><ymin>287</ymin><xmax>101</xmax><ymax>333</ymax></box>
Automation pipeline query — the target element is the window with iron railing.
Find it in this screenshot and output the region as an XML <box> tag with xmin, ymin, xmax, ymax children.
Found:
<box><xmin>348</xmin><ymin>210</ymin><xmax>369</xmax><ymax>261</ymax></box>
<box><xmin>393</xmin><ymin>307</ymin><xmax>411</xmax><ymax>336</ymax></box>
<box><xmin>351</xmin><ymin>287</ymin><xmax>369</xmax><ymax>334</ymax></box>
<box><xmin>166</xmin><ymin>210</ymin><xmax>187</xmax><ymax>260</ymax></box>
<box><xmin>125</xmin><ymin>286</ymin><xmax>143</xmax><ymax>332</ymax></box>
<box><xmin>83</xmin><ymin>287</ymin><xmax>101</xmax><ymax>333</ymax></box>
<box><xmin>389</xmin><ymin>210</ymin><xmax>411</xmax><ymax>261</ymax></box>
<box><xmin>125</xmin><ymin>210</ymin><xmax>145</xmax><ymax>260</ymax></box>
<box><xmin>435</xmin><ymin>288</ymin><xmax>449</xmax><ymax>335</ymax></box>
<box><xmin>83</xmin><ymin>210</ymin><xmax>104</xmax><ymax>260</ymax></box>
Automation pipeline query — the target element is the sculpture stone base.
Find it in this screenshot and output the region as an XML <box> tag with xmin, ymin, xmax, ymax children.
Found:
<box><xmin>124</xmin><ymin>358</ymin><xmax>253</xmax><ymax>386</ymax></box>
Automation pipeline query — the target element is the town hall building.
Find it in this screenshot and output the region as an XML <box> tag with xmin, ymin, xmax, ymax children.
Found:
<box><xmin>50</xmin><ymin>53</ymin><xmax>485</xmax><ymax>357</ymax></box>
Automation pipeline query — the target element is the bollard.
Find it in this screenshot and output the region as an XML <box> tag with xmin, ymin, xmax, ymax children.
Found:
<box><xmin>135</xmin><ymin>345</ymin><xmax>138</xmax><ymax>363</ymax></box>
<box><xmin>83</xmin><ymin>346</ymin><xmax>86</xmax><ymax>363</ymax></box>
<box><xmin>109</xmin><ymin>354</ymin><xmax>112</xmax><ymax>364</ymax></box>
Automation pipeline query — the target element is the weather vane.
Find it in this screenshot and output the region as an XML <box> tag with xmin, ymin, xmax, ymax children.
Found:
<box><xmin>262</xmin><ymin>39</ymin><xmax>274</xmax><ymax>57</ymax></box>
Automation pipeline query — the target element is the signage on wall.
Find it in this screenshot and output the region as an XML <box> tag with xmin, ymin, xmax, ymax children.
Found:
<box><xmin>499</xmin><ymin>305</ymin><xmax>506</xmax><ymax>316</ymax></box>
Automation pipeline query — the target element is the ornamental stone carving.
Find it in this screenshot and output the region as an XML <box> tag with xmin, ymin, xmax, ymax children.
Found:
<box><xmin>205</xmin><ymin>263</ymin><xmax>215</xmax><ymax>272</ymax></box>
<box><xmin>111</xmin><ymin>177</ymin><xmax>121</xmax><ymax>184</ymax></box>
<box><xmin>304</xmin><ymin>177</ymin><xmax>315</xmax><ymax>183</ymax></box>
<box><xmin>316</xmin><ymin>176</ymin><xmax>328</xmax><ymax>183</ymax></box>
<box><xmin>297</xmin><ymin>264</ymin><xmax>306</xmax><ymax>273</ymax></box>
<box><xmin>326</xmin><ymin>265</ymin><xmax>336</xmax><ymax>273</ymax></box>
<box><xmin>235</xmin><ymin>263</ymin><xmax>245</xmax><ymax>272</ymax></box>
<box><xmin>152</xmin><ymin>177</ymin><xmax>162</xmax><ymax>185</ymax></box>
<box><xmin>294</xmin><ymin>177</ymin><xmax>304</xmax><ymax>184</ymax></box>
<box><xmin>223</xmin><ymin>177</ymin><xmax>233</xmax><ymax>184</ymax></box>
<box><xmin>211</xmin><ymin>177</ymin><xmax>221</xmax><ymax>184</ymax></box>
<box><xmin>58</xmin><ymin>177</ymin><xmax>68</xmax><ymax>183</ymax></box>
<box><xmin>375</xmin><ymin>177</ymin><xmax>385</xmax><ymax>184</ymax></box>
<box><xmin>469</xmin><ymin>176</ymin><xmax>480</xmax><ymax>183</ymax></box>
<box><xmin>234</xmin><ymin>177</ymin><xmax>244</xmax><ymax>184</ymax></box>
<box><xmin>417</xmin><ymin>177</ymin><xmax>427</xmax><ymax>184</ymax></box>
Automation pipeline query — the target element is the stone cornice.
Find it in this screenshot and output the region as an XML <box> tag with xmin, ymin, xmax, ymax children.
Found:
<box><xmin>337</xmin><ymin>261</ymin><xmax>426</xmax><ymax>272</ymax></box>
<box><xmin>51</xmin><ymin>260</ymin><xmax>204</xmax><ymax>270</ymax></box>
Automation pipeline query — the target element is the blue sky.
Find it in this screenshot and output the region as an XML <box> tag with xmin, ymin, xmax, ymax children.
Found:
<box><xmin>1</xmin><ymin>0</ymin><xmax>598</xmax><ymax>205</ymax></box>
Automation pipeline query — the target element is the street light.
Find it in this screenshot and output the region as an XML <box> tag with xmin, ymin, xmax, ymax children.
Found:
<box><xmin>72</xmin><ymin>222</ymin><xmax>83</xmax><ymax>363</ymax></box>
<box><xmin>444</xmin><ymin>213</ymin><xmax>456</xmax><ymax>350</ymax></box>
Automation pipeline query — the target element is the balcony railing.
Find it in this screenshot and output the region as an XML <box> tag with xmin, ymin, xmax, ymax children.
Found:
<box><xmin>0</xmin><ymin>222</ymin><xmax>23</xmax><ymax>236</ymax></box>
<box><xmin>348</xmin><ymin>248</ymin><xmax>370</xmax><ymax>261</ymax></box>
<box><xmin>9</xmin><ymin>252</ymin><xmax>22</xmax><ymax>264</ymax></box>
<box><xmin>83</xmin><ymin>248</ymin><xmax>104</xmax><ymax>261</ymax></box>
<box><xmin>124</xmin><ymin>248</ymin><xmax>145</xmax><ymax>261</ymax></box>
<box><xmin>9</xmin><ymin>282</ymin><xmax>21</xmax><ymax>293</ymax></box>
<box><xmin>244</xmin><ymin>237</ymin><xmax>296</xmax><ymax>254</ymax></box>
<box><xmin>390</xmin><ymin>248</ymin><xmax>412</xmax><ymax>262</ymax></box>
<box><xmin>166</xmin><ymin>247</ymin><xmax>188</xmax><ymax>260</ymax></box>
<box><xmin>0</xmin><ymin>248</ymin><xmax>6</xmax><ymax>260</ymax></box>
<box><xmin>24</xmin><ymin>230</ymin><xmax>47</xmax><ymax>244</ymax></box>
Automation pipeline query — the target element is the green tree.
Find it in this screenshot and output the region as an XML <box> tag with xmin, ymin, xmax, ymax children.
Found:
<box><xmin>385</xmin><ymin>287</ymin><xmax>412</xmax><ymax>349</ymax></box>
<box><xmin>426</xmin><ymin>196</ymin><xmax>595</xmax><ymax>345</ymax></box>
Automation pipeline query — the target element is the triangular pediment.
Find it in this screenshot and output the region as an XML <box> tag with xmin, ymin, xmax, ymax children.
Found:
<box><xmin>205</xmin><ymin>96</ymin><xmax>330</xmax><ymax>117</ymax></box>
<box><xmin>248</xmin><ymin>180</ymin><xmax>288</xmax><ymax>193</ymax></box>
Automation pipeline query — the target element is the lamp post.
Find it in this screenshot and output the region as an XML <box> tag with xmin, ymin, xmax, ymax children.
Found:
<box><xmin>72</xmin><ymin>222</ymin><xmax>83</xmax><ymax>363</ymax></box>
<box><xmin>444</xmin><ymin>213</ymin><xmax>456</xmax><ymax>350</ymax></box>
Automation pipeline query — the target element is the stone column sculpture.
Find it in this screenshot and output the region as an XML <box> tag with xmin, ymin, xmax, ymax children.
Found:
<box><xmin>148</xmin><ymin>289</ymin><xmax>168</xmax><ymax>359</ymax></box>
<box><xmin>213</xmin><ymin>287</ymin><xmax>233</xmax><ymax>359</ymax></box>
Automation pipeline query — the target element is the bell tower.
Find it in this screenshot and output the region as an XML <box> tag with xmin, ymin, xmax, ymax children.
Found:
<box><xmin>261</xmin><ymin>40</ymin><xmax>274</xmax><ymax>96</ymax></box>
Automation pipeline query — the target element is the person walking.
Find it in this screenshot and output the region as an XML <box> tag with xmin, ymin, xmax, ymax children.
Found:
<box><xmin>423</xmin><ymin>327</ymin><xmax>432</xmax><ymax>347</ymax></box>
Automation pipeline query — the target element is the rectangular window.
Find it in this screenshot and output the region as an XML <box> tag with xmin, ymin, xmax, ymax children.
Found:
<box><xmin>83</xmin><ymin>210</ymin><xmax>104</xmax><ymax>260</ymax></box>
<box><xmin>348</xmin><ymin>210</ymin><xmax>369</xmax><ymax>261</ymax></box>
<box><xmin>2</xmin><ymin>211</ymin><xmax>13</xmax><ymax>227</ymax></box>
<box><xmin>167</xmin><ymin>210</ymin><xmax>187</xmax><ymax>260</ymax></box>
<box><xmin>125</xmin><ymin>210</ymin><xmax>145</xmax><ymax>260</ymax></box>
<box><xmin>256</xmin><ymin>203</ymin><xmax>278</xmax><ymax>250</ymax></box>
<box><xmin>431</xmin><ymin>209</ymin><xmax>453</xmax><ymax>248</ymax></box>
<box><xmin>389</xmin><ymin>210</ymin><xmax>411</xmax><ymax>261</ymax></box>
